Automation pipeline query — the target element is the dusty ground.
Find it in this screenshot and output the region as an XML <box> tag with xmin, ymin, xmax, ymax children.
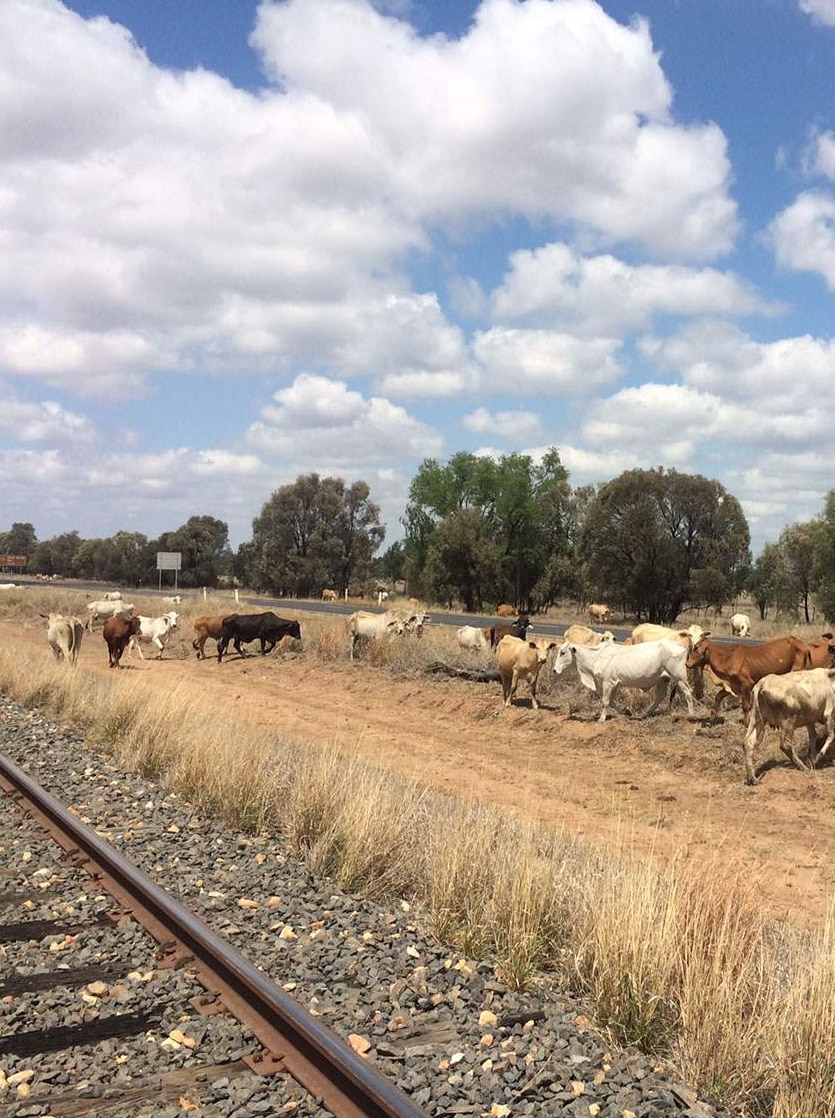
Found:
<box><xmin>7</xmin><ymin>611</ymin><xmax>835</xmax><ymax>931</ymax></box>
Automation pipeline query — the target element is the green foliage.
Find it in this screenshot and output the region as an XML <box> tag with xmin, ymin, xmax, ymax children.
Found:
<box><xmin>579</xmin><ymin>468</ymin><xmax>750</xmax><ymax>623</ymax></box>
<box><xmin>402</xmin><ymin>448</ymin><xmax>573</xmax><ymax>611</ymax></box>
<box><xmin>242</xmin><ymin>473</ymin><xmax>384</xmax><ymax>597</ymax></box>
<box><xmin>0</xmin><ymin>522</ymin><xmax>37</xmax><ymax>562</ymax></box>
<box><xmin>811</xmin><ymin>493</ymin><xmax>835</xmax><ymax>623</ymax></box>
<box><xmin>156</xmin><ymin>515</ymin><xmax>232</xmax><ymax>588</ymax></box>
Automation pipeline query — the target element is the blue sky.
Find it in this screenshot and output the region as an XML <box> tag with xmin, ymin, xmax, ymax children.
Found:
<box><xmin>4</xmin><ymin>0</ymin><xmax>835</xmax><ymax>554</ymax></box>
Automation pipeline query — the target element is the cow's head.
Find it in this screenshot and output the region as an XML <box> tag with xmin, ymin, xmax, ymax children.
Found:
<box><xmin>553</xmin><ymin>642</ymin><xmax>576</xmax><ymax>675</ymax></box>
<box><xmin>686</xmin><ymin>636</ymin><xmax>709</xmax><ymax>669</ymax></box>
<box><xmin>165</xmin><ymin>612</ymin><xmax>179</xmax><ymax>628</ymax></box>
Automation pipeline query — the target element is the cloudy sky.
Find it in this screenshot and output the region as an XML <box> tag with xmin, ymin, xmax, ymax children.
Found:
<box><xmin>3</xmin><ymin>0</ymin><xmax>835</xmax><ymax>553</ymax></box>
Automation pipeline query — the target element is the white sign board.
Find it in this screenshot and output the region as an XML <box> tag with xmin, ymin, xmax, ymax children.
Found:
<box><xmin>156</xmin><ymin>552</ymin><xmax>182</xmax><ymax>571</ymax></box>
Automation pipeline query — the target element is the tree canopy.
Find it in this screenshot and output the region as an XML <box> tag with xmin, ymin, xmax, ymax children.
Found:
<box><xmin>579</xmin><ymin>467</ymin><xmax>750</xmax><ymax>623</ymax></box>
<box><xmin>240</xmin><ymin>473</ymin><xmax>384</xmax><ymax>597</ymax></box>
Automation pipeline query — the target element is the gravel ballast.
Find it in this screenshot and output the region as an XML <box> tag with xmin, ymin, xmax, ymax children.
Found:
<box><xmin>0</xmin><ymin>695</ymin><xmax>735</xmax><ymax>1118</ymax></box>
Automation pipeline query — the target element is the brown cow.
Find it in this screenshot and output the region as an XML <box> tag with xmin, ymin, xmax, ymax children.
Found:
<box><xmin>496</xmin><ymin>603</ymin><xmax>517</xmax><ymax>617</ymax></box>
<box><xmin>490</xmin><ymin>614</ymin><xmax>532</xmax><ymax>650</ymax></box>
<box><xmin>193</xmin><ymin>614</ymin><xmax>235</xmax><ymax>660</ymax></box>
<box><xmin>802</xmin><ymin>632</ymin><xmax>835</xmax><ymax>669</ymax></box>
<box><xmin>686</xmin><ymin>635</ymin><xmax>812</xmax><ymax>719</ymax></box>
<box><xmin>321</xmin><ymin>588</ymin><xmax>338</xmax><ymax>602</ymax></box>
<box><xmin>587</xmin><ymin>603</ymin><xmax>612</xmax><ymax>624</ymax></box>
<box><xmin>103</xmin><ymin>615</ymin><xmax>141</xmax><ymax>669</ymax></box>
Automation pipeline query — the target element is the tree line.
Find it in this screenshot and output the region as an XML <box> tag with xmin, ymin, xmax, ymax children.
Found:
<box><xmin>5</xmin><ymin>449</ymin><xmax>835</xmax><ymax>623</ymax></box>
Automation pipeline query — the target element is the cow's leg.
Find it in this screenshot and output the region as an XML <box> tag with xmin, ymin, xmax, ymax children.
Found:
<box><xmin>153</xmin><ymin>637</ymin><xmax>165</xmax><ymax>660</ymax></box>
<box><xmin>599</xmin><ymin>681</ymin><xmax>616</xmax><ymax>721</ymax></box>
<box><xmin>234</xmin><ymin>637</ymin><xmax>246</xmax><ymax>657</ymax></box>
<box><xmin>779</xmin><ymin>727</ymin><xmax>810</xmax><ymax>773</ymax></box>
<box><xmin>815</xmin><ymin>717</ymin><xmax>835</xmax><ymax>764</ymax></box>
<box><xmin>529</xmin><ymin>673</ymin><xmax>540</xmax><ymax>710</ymax></box>
<box><xmin>644</xmin><ymin>679</ymin><xmax>668</xmax><ymax>718</ymax></box>
<box><xmin>743</xmin><ymin>712</ymin><xmax>762</xmax><ymax>785</ymax></box>
<box><xmin>217</xmin><ymin>636</ymin><xmax>229</xmax><ymax>663</ymax></box>
<box><xmin>502</xmin><ymin>672</ymin><xmax>512</xmax><ymax>707</ymax></box>
<box><xmin>673</xmin><ymin>675</ymin><xmax>697</xmax><ymax>717</ymax></box>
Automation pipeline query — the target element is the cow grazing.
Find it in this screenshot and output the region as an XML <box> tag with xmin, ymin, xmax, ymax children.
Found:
<box><xmin>457</xmin><ymin>625</ymin><xmax>491</xmax><ymax>652</ymax></box>
<box><xmin>86</xmin><ymin>599</ymin><xmax>135</xmax><ymax>631</ymax></box>
<box><xmin>730</xmin><ymin>613</ymin><xmax>751</xmax><ymax>638</ymax></box>
<box><xmin>744</xmin><ymin>668</ymin><xmax>835</xmax><ymax>785</ymax></box>
<box><xmin>496</xmin><ymin>603</ymin><xmax>517</xmax><ymax>618</ymax></box>
<box><xmin>217</xmin><ymin>612</ymin><xmax>302</xmax><ymax>662</ymax></box>
<box><xmin>588</xmin><ymin>603</ymin><xmax>612</xmax><ymax>624</ymax></box>
<box><xmin>103</xmin><ymin>615</ymin><xmax>141</xmax><ymax>668</ymax></box>
<box><xmin>103</xmin><ymin>590</ymin><xmax>122</xmax><ymax>601</ymax></box>
<box><xmin>193</xmin><ymin>614</ymin><xmax>232</xmax><ymax>660</ymax></box>
<box><xmin>41</xmin><ymin>613</ymin><xmax>84</xmax><ymax>665</ymax></box>
<box><xmin>555</xmin><ymin>639</ymin><xmax>698</xmax><ymax>722</ymax></box>
<box><xmin>348</xmin><ymin>609</ymin><xmax>405</xmax><ymax>660</ymax></box>
<box><xmin>162</xmin><ymin>595</ymin><xmax>182</xmax><ymax>605</ymax></box>
<box><xmin>400</xmin><ymin>609</ymin><xmax>430</xmax><ymax>637</ymax></box>
<box><xmin>562</xmin><ymin>624</ymin><xmax>615</xmax><ymax>647</ymax></box>
<box><xmin>490</xmin><ymin>613</ymin><xmax>532</xmax><ymax>650</ymax></box>
<box><xmin>686</xmin><ymin>635</ymin><xmax>811</xmax><ymax>719</ymax></box>
<box><xmin>128</xmin><ymin>612</ymin><xmax>179</xmax><ymax>660</ymax></box>
<box><xmin>321</xmin><ymin>588</ymin><xmax>338</xmax><ymax>602</ymax></box>
<box><xmin>497</xmin><ymin>636</ymin><xmax>557</xmax><ymax>709</ymax></box>
<box><xmin>0</xmin><ymin>583</ymin><xmax>16</xmax><ymax>591</ymax></box>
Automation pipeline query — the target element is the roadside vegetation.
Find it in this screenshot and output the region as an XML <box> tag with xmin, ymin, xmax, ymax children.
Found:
<box><xmin>1</xmin><ymin>586</ymin><xmax>835</xmax><ymax>1116</ymax></box>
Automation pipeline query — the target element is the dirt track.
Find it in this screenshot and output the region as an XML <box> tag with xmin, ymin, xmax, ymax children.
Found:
<box><xmin>8</xmin><ymin>613</ymin><xmax>835</xmax><ymax>930</ymax></box>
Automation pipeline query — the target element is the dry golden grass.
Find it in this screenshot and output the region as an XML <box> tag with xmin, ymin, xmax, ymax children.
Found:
<box><xmin>6</xmin><ymin>587</ymin><xmax>835</xmax><ymax>1115</ymax></box>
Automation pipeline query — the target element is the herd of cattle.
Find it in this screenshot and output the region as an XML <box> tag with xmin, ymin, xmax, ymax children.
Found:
<box><xmin>30</xmin><ymin>589</ymin><xmax>835</xmax><ymax>786</ymax></box>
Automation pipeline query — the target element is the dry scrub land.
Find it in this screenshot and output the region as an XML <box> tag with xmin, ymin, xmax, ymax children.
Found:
<box><xmin>4</xmin><ymin>603</ymin><xmax>835</xmax><ymax>931</ymax></box>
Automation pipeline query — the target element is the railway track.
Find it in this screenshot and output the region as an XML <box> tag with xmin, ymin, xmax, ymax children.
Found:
<box><xmin>0</xmin><ymin>749</ymin><xmax>428</xmax><ymax>1118</ymax></box>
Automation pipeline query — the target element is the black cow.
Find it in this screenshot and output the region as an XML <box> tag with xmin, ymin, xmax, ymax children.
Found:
<box><xmin>216</xmin><ymin>612</ymin><xmax>302</xmax><ymax>662</ymax></box>
<box><xmin>489</xmin><ymin>613</ymin><xmax>532</xmax><ymax>650</ymax></box>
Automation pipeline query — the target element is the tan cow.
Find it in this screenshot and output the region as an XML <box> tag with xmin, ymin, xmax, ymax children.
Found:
<box><xmin>42</xmin><ymin>613</ymin><xmax>84</xmax><ymax>665</ymax></box>
<box><xmin>744</xmin><ymin>668</ymin><xmax>835</xmax><ymax>784</ymax></box>
<box><xmin>496</xmin><ymin>636</ymin><xmax>557</xmax><ymax>709</ymax></box>
<box><xmin>496</xmin><ymin>603</ymin><xmax>517</xmax><ymax>617</ymax></box>
<box><xmin>193</xmin><ymin>613</ymin><xmax>234</xmax><ymax>660</ymax></box>
<box><xmin>321</xmin><ymin>588</ymin><xmax>338</xmax><ymax>602</ymax></box>
<box><xmin>587</xmin><ymin>603</ymin><xmax>612</xmax><ymax>624</ymax></box>
<box><xmin>562</xmin><ymin>624</ymin><xmax>615</xmax><ymax>647</ymax></box>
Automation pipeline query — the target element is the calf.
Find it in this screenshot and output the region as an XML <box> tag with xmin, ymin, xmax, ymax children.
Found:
<box><xmin>103</xmin><ymin>615</ymin><xmax>141</xmax><ymax>668</ymax></box>
<box><xmin>129</xmin><ymin>612</ymin><xmax>179</xmax><ymax>660</ymax></box>
<box><xmin>217</xmin><ymin>612</ymin><xmax>302</xmax><ymax>662</ymax></box>
<box><xmin>193</xmin><ymin>614</ymin><xmax>232</xmax><ymax>660</ymax></box>
<box><xmin>801</xmin><ymin>632</ymin><xmax>835</xmax><ymax>669</ymax></box>
<box><xmin>41</xmin><ymin>613</ymin><xmax>84</xmax><ymax>666</ymax></box>
<box><xmin>497</xmin><ymin>636</ymin><xmax>556</xmax><ymax>709</ymax></box>
<box><xmin>744</xmin><ymin>668</ymin><xmax>835</xmax><ymax>785</ymax></box>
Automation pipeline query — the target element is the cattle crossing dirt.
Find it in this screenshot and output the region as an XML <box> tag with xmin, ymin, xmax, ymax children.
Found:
<box><xmin>5</xmin><ymin>616</ymin><xmax>835</xmax><ymax>932</ymax></box>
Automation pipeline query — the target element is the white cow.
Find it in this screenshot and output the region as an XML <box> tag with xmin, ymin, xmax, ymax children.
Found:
<box><xmin>730</xmin><ymin>613</ymin><xmax>751</xmax><ymax>638</ymax></box>
<box><xmin>554</xmin><ymin>639</ymin><xmax>698</xmax><ymax>722</ymax></box>
<box><xmin>457</xmin><ymin>625</ymin><xmax>490</xmax><ymax>652</ymax></box>
<box><xmin>162</xmin><ymin>595</ymin><xmax>183</xmax><ymax>605</ymax></box>
<box><xmin>347</xmin><ymin>610</ymin><xmax>405</xmax><ymax>660</ymax></box>
<box><xmin>399</xmin><ymin>609</ymin><xmax>430</xmax><ymax>636</ymax></box>
<box><xmin>128</xmin><ymin>612</ymin><xmax>179</xmax><ymax>660</ymax></box>
<box><xmin>103</xmin><ymin>590</ymin><xmax>123</xmax><ymax>601</ymax></box>
<box><xmin>42</xmin><ymin>613</ymin><xmax>84</xmax><ymax>665</ymax></box>
<box><xmin>86</xmin><ymin>599</ymin><xmax>135</xmax><ymax>630</ymax></box>
<box><xmin>0</xmin><ymin>583</ymin><xmax>16</xmax><ymax>590</ymax></box>
<box><xmin>743</xmin><ymin>668</ymin><xmax>835</xmax><ymax>785</ymax></box>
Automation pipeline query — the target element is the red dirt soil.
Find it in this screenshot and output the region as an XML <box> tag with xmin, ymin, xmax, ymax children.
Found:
<box><xmin>7</xmin><ymin>615</ymin><xmax>835</xmax><ymax>931</ymax></box>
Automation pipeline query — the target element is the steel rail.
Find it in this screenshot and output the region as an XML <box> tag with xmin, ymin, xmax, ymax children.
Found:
<box><xmin>0</xmin><ymin>750</ymin><xmax>429</xmax><ymax>1118</ymax></box>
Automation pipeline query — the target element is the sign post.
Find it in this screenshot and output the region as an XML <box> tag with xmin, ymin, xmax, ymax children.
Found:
<box><xmin>156</xmin><ymin>552</ymin><xmax>182</xmax><ymax>591</ymax></box>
